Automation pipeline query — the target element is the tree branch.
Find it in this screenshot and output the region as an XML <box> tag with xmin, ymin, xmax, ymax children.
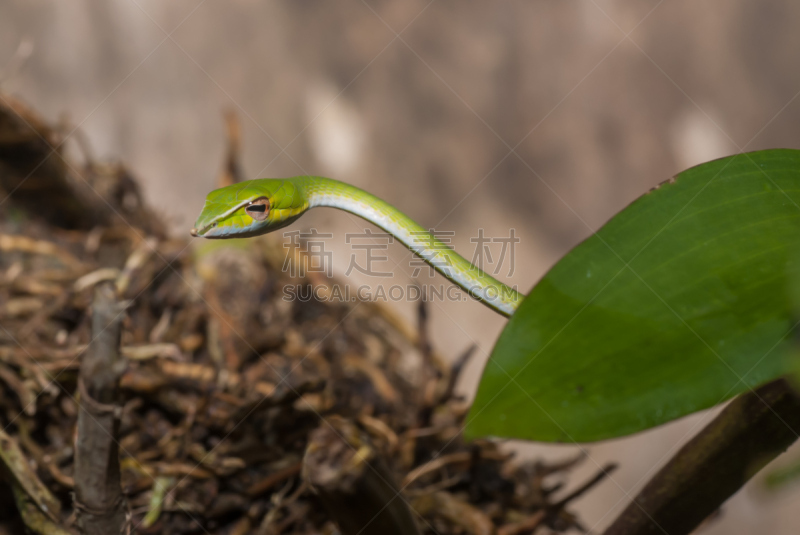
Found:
<box><xmin>603</xmin><ymin>379</ymin><xmax>800</xmax><ymax>535</ymax></box>
<box><xmin>73</xmin><ymin>283</ymin><xmax>129</xmax><ymax>535</ymax></box>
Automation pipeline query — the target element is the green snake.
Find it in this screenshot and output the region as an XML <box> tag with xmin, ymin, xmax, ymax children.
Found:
<box><xmin>192</xmin><ymin>177</ymin><xmax>524</xmax><ymax>317</ymax></box>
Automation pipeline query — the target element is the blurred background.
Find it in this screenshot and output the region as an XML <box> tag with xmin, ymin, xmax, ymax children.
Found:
<box><xmin>2</xmin><ymin>1</ymin><xmax>800</xmax><ymax>532</ymax></box>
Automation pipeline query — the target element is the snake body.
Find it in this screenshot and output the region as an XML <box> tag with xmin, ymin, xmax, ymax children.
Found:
<box><xmin>192</xmin><ymin>177</ymin><xmax>523</xmax><ymax>316</ymax></box>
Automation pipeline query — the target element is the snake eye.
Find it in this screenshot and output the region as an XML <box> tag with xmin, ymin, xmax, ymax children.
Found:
<box><xmin>245</xmin><ymin>197</ymin><xmax>270</xmax><ymax>221</ymax></box>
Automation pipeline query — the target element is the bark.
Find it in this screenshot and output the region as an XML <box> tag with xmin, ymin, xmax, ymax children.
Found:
<box><xmin>603</xmin><ymin>379</ymin><xmax>800</xmax><ymax>535</ymax></box>
<box><xmin>73</xmin><ymin>283</ymin><xmax>129</xmax><ymax>535</ymax></box>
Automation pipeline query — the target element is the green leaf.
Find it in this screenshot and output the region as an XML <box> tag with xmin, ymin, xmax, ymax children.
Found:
<box><xmin>467</xmin><ymin>149</ymin><xmax>800</xmax><ymax>443</ymax></box>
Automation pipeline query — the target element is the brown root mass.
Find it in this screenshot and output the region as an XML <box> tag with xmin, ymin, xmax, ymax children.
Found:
<box><xmin>0</xmin><ymin>96</ymin><xmax>612</xmax><ymax>534</ymax></box>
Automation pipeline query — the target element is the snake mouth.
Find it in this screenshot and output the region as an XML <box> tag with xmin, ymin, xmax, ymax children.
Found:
<box><xmin>190</xmin><ymin>224</ymin><xmax>210</xmax><ymax>237</ymax></box>
<box><xmin>191</xmin><ymin>197</ymin><xmax>272</xmax><ymax>239</ymax></box>
<box><xmin>190</xmin><ymin>220</ymin><xmax>220</xmax><ymax>238</ymax></box>
<box><xmin>192</xmin><ymin>202</ymin><xmax>248</xmax><ymax>238</ymax></box>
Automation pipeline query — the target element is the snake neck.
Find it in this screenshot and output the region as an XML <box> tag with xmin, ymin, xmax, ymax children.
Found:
<box><xmin>299</xmin><ymin>177</ymin><xmax>524</xmax><ymax>317</ymax></box>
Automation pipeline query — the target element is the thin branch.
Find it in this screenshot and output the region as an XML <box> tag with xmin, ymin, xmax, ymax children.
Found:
<box><xmin>73</xmin><ymin>282</ymin><xmax>129</xmax><ymax>535</ymax></box>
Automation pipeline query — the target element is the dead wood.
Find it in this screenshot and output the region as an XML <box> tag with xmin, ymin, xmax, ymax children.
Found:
<box><xmin>73</xmin><ymin>283</ymin><xmax>129</xmax><ymax>535</ymax></box>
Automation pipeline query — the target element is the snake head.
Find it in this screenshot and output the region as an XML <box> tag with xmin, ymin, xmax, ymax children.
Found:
<box><xmin>191</xmin><ymin>178</ymin><xmax>309</xmax><ymax>239</ymax></box>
